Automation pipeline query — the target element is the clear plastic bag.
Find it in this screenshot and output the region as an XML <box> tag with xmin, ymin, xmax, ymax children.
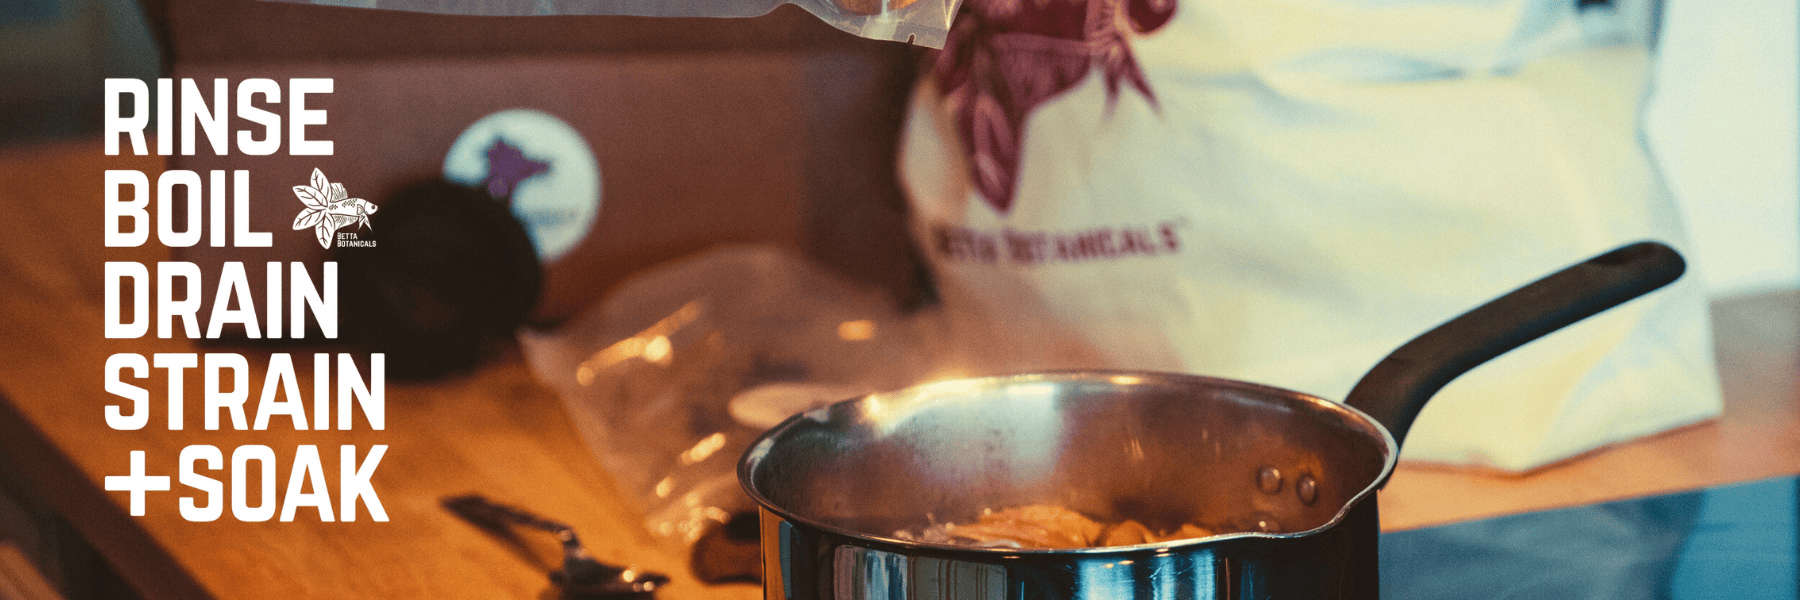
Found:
<box><xmin>266</xmin><ymin>0</ymin><xmax>962</xmax><ymax>47</ymax></box>
<box><xmin>517</xmin><ymin>245</ymin><xmax>935</xmax><ymax>578</ymax></box>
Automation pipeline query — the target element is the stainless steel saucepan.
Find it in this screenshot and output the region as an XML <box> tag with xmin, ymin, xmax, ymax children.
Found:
<box><xmin>738</xmin><ymin>242</ymin><xmax>1687</xmax><ymax>600</ymax></box>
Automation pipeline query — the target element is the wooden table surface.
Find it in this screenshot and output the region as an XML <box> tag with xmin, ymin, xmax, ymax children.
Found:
<box><xmin>2</xmin><ymin>139</ymin><xmax>1795</xmax><ymax>600</ymax></box>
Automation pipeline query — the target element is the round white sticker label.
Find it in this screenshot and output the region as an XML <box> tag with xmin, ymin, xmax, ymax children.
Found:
<box><xmin>443</xmin><ymin>109</ymin><xmax>600</xmax><ymax>263</ymax></box>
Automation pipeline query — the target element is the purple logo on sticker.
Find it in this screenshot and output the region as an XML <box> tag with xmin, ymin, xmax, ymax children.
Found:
<box><xmin>444</xmin><ymin>109</ymin><xmax>601</xmax><ymax>264</ymax></box>
<box><xmin>482</xmin><ymin>138</ymin><xmax>551</xmax><ymax>201</ymax></box>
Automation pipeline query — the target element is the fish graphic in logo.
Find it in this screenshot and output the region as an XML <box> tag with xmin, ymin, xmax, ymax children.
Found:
<box><xmin>292</xmin><ymin>168</ymin><xmax>377</xmax><ymax>249</ymax></box>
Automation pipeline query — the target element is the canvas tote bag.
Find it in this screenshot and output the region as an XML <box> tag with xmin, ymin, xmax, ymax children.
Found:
<box><xmin>898</xmin><ymin>0</ymin><xmax>1722</xmax><ymax>471</ymax></box>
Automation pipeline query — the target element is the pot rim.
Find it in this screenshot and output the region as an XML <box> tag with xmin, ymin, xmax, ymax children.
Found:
<box><xmin>737</xmin><ymin>369</ymin><xmax>1400</xmax><ymax>555</ymax></box>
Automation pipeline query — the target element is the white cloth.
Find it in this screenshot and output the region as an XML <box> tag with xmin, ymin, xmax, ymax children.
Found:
<box><xmin>899</xmin><ymin>0</ymin><xmax>1723</xmax><ymax>471</ymax></box>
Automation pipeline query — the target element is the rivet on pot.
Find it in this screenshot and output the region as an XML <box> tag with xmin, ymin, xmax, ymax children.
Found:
<box><xmin>1296</xmin><ymin>474</ymin><xmax>1319</xmax><ymax>505</ymax></box>
<box><xmin>1257</xmin><ymin>466</ymin><xmax>1283</xmax><ymax>494</ymax></box>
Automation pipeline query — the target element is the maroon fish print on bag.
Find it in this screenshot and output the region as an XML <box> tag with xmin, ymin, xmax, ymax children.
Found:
<box><xmin>933</xmin><ymin>0</ymin><xmax>1176</xmax><ymax>213</ymax></box>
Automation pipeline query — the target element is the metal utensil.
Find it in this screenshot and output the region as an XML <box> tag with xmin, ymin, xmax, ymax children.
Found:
<box><xmin>441</xmin><ymin>494</ymin><xmax>671</xmax><ymax>599</ymax></box>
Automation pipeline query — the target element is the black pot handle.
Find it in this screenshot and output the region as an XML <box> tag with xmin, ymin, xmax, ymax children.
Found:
<box><xmin>1344</xmin><ymin>241</ymin><xmax>1686</xmax><ymax>448</ymax></box>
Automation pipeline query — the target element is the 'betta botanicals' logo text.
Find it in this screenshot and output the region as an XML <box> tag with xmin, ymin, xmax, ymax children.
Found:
<box><xmin>292</xmin><ymin>168</ymin><xmax>378</xmax><ymax>249</ymax></box>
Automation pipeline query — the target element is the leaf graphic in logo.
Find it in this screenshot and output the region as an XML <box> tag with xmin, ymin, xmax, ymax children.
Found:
<box><xmin>963</xmin><ymin>95</ymin><xmax>1018</xmax><ymax>211</ymax></box>
<box><xmin>315</xmin><ymin>220</ymin><xmax>336</xmax><ymax>249</ymax></box>
<box><xmin>294</xmin><ymin>208</ymin><xmax>326</xmax><ymax>230</ymax></box>
<box><xmin>311</xmin><ymin>169</ymin><xmax>330</xmax><ymax>198</ymax></box>
<box><xmin>294</xmin><ymin>185</ymin><xmax>327</xmax><ymax>210</ymax></box>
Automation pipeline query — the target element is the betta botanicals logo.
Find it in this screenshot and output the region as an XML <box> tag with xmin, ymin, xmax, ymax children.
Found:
<box><xmin>292</xmin><ymin>169</ymin><xmax>378</xmax><ymax>249</ymax></box>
